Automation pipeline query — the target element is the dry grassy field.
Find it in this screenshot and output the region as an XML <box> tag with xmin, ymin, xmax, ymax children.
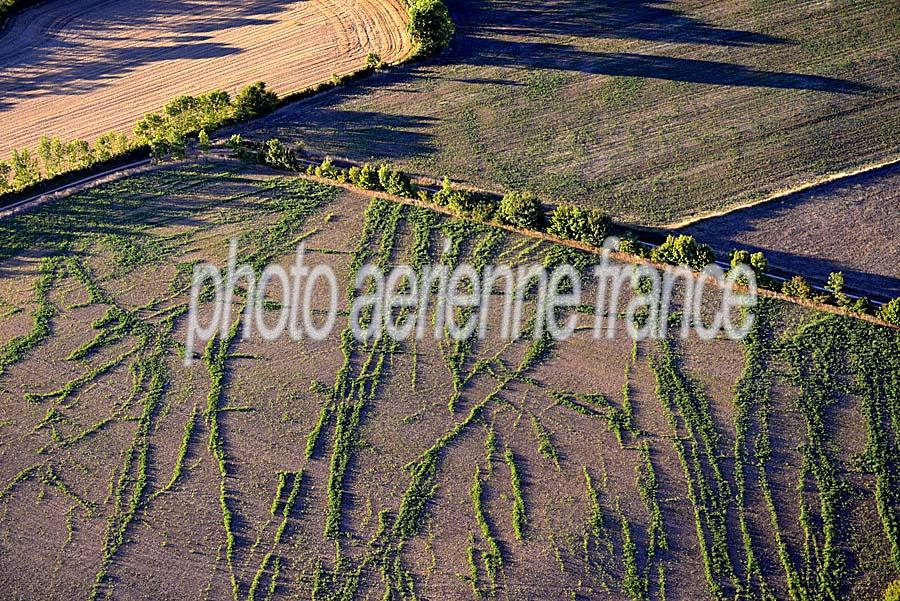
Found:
<box><xmin>0</xmin><ymin>0</ymin><xmax>410</xmax><ymax>157</ymax></box>
<box><xmin>245</xmin><ymin>0</ymin><xmax>900</xmax><ymax>224</ymax></box>
<box><xmin>0</xmin><ymin>160</ymin><xmax>898</xmax><ymax>600</ymax></box>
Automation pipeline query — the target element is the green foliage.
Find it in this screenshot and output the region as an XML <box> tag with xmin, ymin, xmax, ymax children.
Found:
<box><xmin>408</xmin><ymin>0</ymin><xmax>455</xmax><ymax>57</ymax></box>
<box><xmin>348</xmin><ymin>162</ymin><xmax>382</xmax><ymax>190</ymax></box>
<box><xmin>547</xmin><ymin>204</ymin><xmax>610</xmax><ymax>247</ymax></box>
<box><xmin>471</xmin><ymin>465</ymin><xmax>502</xmax><ymax>585</ymax></box>
<box><xmin>377</xmin><ymin>163</ymin><xmax>415</xmax><ymax>197</ymax></box>
<box><xmin>880</xmin><ymin>298</ymin><xmax>900</xmax><ymax>326</ymax></box>
<box><xmin>11</xmin><ymin>148</ymin><xmax>41</xmax><ymax>188</ymax></box>
<box><xmin>650</xmin><ymin>234</ymin><xmax>714</xmax><ymax>271</ymax></box>
<box><xmin>234</xmin><ymin>81</ymin><xmax>279</xmax><ymax>120</ymax></box>
<box><xmin>885</xmin><ymin>579</ymin><xmax>900</xmax><ymax>601</ymax></box>
<box><xmin>365</xmin><ymin>52</ymin><xmax>383</xmax><ymax>70</ymax></box>
<box><xmin>781</xmin><ymin>275</ymin><xmax>813</xmax><ymax>299</ymax></box>
<box><xmin>505</xmin><ymin>448</ymin><xmax>526</xmax><ymax>541</ymax></box>
<box><xmin>197</xmin><ymin>129</ymin><xmax>210</xmax><ymax>151</ymax></box>
<box><xmin>263</xmin><ymin>138</ymin><xmax>297</xmax><ymax>170</ymax></box>
<box><xmin>498</xmin><ymin>191</ymin><xmax>544</xmax><ymax>229</ymax></box>
<box><xmin>314</xmin><ymin>157</ymin><xmax>342</xmax><ymax>180</ymax></box>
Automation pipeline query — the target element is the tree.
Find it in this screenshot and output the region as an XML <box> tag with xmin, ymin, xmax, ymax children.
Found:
<box><xmin>825</xmin><ymin>271</ymin><xmax>851</xmax><ymax>306</ymax></box>
<box><xmin>348</xmin><ymin>163</ymin><xmax>381</xmax><ymax>190</ymax></box>
<box><xmin>264</xmin><ymin>138</ymin><xmax>295</xmax><ymax>170</ymax></box>
<box><xmin>408</xmin><ymin>0</ymin><xmax>454</xmax><ymax>57</ymax></box>
<box><xmin>782</xmin><ymin>275</ymin><xmax>813</xmax><ymax>300</ymax></box>
<box><xmin>651</xmin><ymin>234</ymin><xmax>715</xmax><ymax>271</ymax></box>
<box><xmin>377</xmin><ymin>164</ymin><xmax>414</xmax><ymax>197</ymax></box>
<box><xmin>93</xmin><ymin>132</ymin><xmax>130</xmax><ymax>162</ymax></box>
<box><xmin>65</xmin><ymin>140</ymin><xmax>93</xmax><ymax>170</ymax></box>
<box><xmin>234</xmin><ymin>82</ymin><xmax>279</xmax><ymax>120</ymax></box>
<box><xmin>37</xmin><ymin>136</ymin><xmax>61</xmax><ymax>178</ymax></box>
<box><xmin>498</xmin><ymin>191</ymin><xmax>543</xmax><ymax>229</ymax></box>
<box><xmin>885</xmin><ymin>579</ymin><xmax>900</xmax><ymax>601</ymax></box>
<box><xmin>880</xmin><ymin>298</ymin><xmax>900</xmax><ymax>327</ymax></box>
<box><xmin>365</xmin><ymin>52</ymin><xmax>383</xmax><ymax>70</ymax></box>
<box><xmin>198</xmin><ymin>130</ymin><xmax>211</xmax><ymax>151</ymax></box>
<box><xmin>547</xmin><ymin>204</ymin><xmax>610</xmax><ymax>247</ymax></box>
<box><xmin>750</xmin><ymin>252</ymin><xmax>768</xmax><ymax>275</ymax></box>
<box><xmin>10</xmin><ymin>149</ymin><xmax>41</xmax><ymax>189</ymax></box>
<box><xmin>0</xmin><ymin>161</ymin><xmax>11</xmax><ymax>194</ymax></box>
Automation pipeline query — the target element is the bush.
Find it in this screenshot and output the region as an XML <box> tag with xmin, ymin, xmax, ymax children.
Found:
<box><xmin>314</xmin><ymin>157</ymin><xmax>341</xmax><ymax>180</ymax></box>
<box><xmin>264</xmin><ymin>138</ymin><xmax>296</xmax><ymax>170</ymax></box>
<box><xmin>365</xmin><ymin>52</ymin><xmax>383</xmax><ymax>70</ymax></box>
<box><xmin>234</xmin><ymin>82</ymin><xmax>279</xmax><ymax>120</ymax></box>
<box><xmin>408</xmin><ymin>0</ymin><xmax>455</xmax><ymax>57</ymax></box>
<box><xmin>650</xmin><ymin>234</ymin><xmax>715</xmax><ymax>271</ymax></box>
<box><xmin>547</xmin><ymin>204</ymin><xmax>611</xmax><ymax>247</ymax></box>
<box><xmin>498</xmin><ymin>191</ymin><xmax>544</xmax><ymax>229</ymax></box>
<box><xmin>198</xmin><ymin>130</ymin><xmax>210</xmax><ymax>151</ymax></box>
<box><xmin>377</xmin><ymin>164</ymin><xmax>415</xmax><ymax>197</ymax></box>
<box><xmin>617</xmin><ymin>237</ymin><xmax>646</xmax><ymax>257</ymax></box>
<box><xmin>880</xmin><ymin>298</ymin><xmax>900</xmax><ymax>327</ymax></box>
<box><xmin>782</xmin><ymin>275</ymin><xmax>813</xmax><ymax>300</ymax></box>
<box><xmin>448</xmin><ymin>190</ymin><xmax>495</xmax><ymax>221</ymax></box>
<box><xmin>348</xmin><ymin>163</ymin><xmax>381</xmax><ymax>190</ymax></box>
<box><xmin>885</xmin><ymin>579</ymin><xmax>900</xmax><ymax>601</ymax></box>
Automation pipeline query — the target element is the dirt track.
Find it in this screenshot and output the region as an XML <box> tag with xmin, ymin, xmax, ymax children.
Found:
<box><xmin>0</xmin><ymin>0</ymin><xmax>410</xmax><ymax>157</ymax></box>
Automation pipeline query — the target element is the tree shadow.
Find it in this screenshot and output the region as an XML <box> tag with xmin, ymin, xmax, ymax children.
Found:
<box><xmin>0</xmin><ymin>0</ymin><xmax>300</xmax><ymax>112</ymax></box>
<box><xmin>682</xmin><ymin>163</ymin><xmax>900</xmax><ymax>301</ymax></box>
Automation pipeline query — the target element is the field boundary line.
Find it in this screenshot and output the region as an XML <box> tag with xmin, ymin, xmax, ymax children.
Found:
<box><xmin>279</xmin><ymin>161</ymin><xmax>900</xmax><ymax>331</ymax></box>
<box><xmin>663</xmin><ymin>153</ymin><xmax>900</xmax><ymax>230</ymax></box>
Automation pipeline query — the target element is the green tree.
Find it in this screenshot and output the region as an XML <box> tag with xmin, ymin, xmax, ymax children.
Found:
<box><xmin>498</xmin><ymin>191</ymin><xmax>544</xmax><ymax>229</ymax></box>
<box><xmin>880</xmin><ymin>298</ymin><xmax>900</xmax><ymax>327</ymax></box>
<box><xmin>234</xmin><ymin>82</ymin><xmax>279</xmax><ymax>120</ymax></box>
<box><xmin>377</xmin><ymin>164</ymin><xmax>414</xmax><ymax>197</ymax></box>
<box><xmin>37</xmin><ymin>136</ymin><xmax>62</xmax><ymax>177</ymax></box>
<box><xmin>651</xmin><ymin>234</ymin><xmax>715</xmax><ymax>271</ymax></box>
<box><xmin>548</xmin><ymin>204</ymin><xmax>610</xmax><ymax>246</ymax></box>
<box><xmin>782</xmin><ymin>275</ymin><xmax>813</xmax><ymax>300</ymax></box>
<box><xmin>198</xmin><ymin>129</ymin><xmax>211</xmax><ymax>152</ymax></box>
<box><xmin>408</xmin><ymin>0</ymin><xmax>454</xmax><ymax>57</ymax></box>
<box><xmin>825</xmin><ymin>271</ymin><xmax>850</xmax><ymax>306</ymax></box>
<box><xmin>264</xmin><ymin>138</ymin><xmax>295</xmax><ymax>170</ymax></box>
<box><xmin>0</xmin><ymin>161</ymin><xmax>11</xmax><ymax>194</ymax></box>
<box><xmin>365</xmin><ymin>52</ymin><xmax>383</xmax><ymax>70</ymax></box>
<box><xmin>10</xmin><ymin>148</ymin><xmax>41</xmax><ymax>189</ymax></box>
<box><xmin>93</xmin><ymin>132</ymin><xmax>130</xmax><ymax>162</ymax></box>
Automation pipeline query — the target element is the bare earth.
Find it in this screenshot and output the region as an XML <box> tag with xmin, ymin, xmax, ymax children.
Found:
<box><xmin>0</xmin><ymin>0</ymin><xmax>410</xmax><ymax>157</ymax></box>
<box><xmin>683</xmin><ymin>162</ymin><xmax>900</xmax><ymax>299</ymax></box>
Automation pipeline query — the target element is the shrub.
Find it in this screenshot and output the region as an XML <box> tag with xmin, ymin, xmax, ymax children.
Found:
<box><xmin>825</xmin><ymin>271</ymin><xmax>851</xmax><ymax>307</ymax></box>
<box><xmin>0</xmin><ymin>161</ymin><xmax>9</xmax><ymax>193</ymax></box>
<box><xmin>617</xmin><ymin>237</ymin><xmax>646</xmax><ymax>257</ymax></box>
<box><xmin>880</xmin><ymin>298</ymin><xmax>900</xmax><ymax>327</ymax></box>
<box><xmin>650</xmin><ymin>234</ymin><xmax>715</xmax><ymax>271</ymax></box>
<box><xmin>408</xmin><ymin>0</ymin><xmax>455</xmax><ymax>57</ymax></box>
<box><xmin>93</xmin><ymin>132</ymin><xmax>130</xmax><ymax>162</ymax></box>
<box><xmin>547</xmin><ymin>204</ymin><xmax>610</xmax><ymax>247</ymax></box>
<box><xmin>498</xmin><ymin>191</ymin><xmax>544</xmax><ymax>229</ymax></box>
<box><xmin>227</xmin><ymin>134</ymin><xmax>243</xmax><ymax>152</ymax></box>
<box><xmin>264</xmin><ymin>138</ymin><xmax>296</xmax><ymax>170</ymax></box>
<box><xmin>365</xmin><ymin>52</ymin><xmax>383</xmax><ymax>70</ymax></box>
<box><xmin>234</xmin><ymin>82</ymin><xmax>279</xmax><ymax>120</ymax></box>
<box><xmin>11</xmin><ymin>149</ymin><xmax>41</xmax><ymax>189</ymax></box>
<box><xmin>449</xmin><ymin>190</ymin><xmax>495</xmax><ymax>221</ymax></box>
<box><xmin>198</xmin><ymin>130</ymin><xmax>210</xmax><ymax>151</ymax></box>
<box><xmin>885</xmin><ymin>579</ymin><xmax>900</xmax><ymax>601</ymax></box>
<box><xmin>314</xmin><ymin>157</ymin><xmax>341</xmax><ymax>180</ymax></box>
<box><xmin>348</xmin><ymin>163</ymin><xmax>381</xmax><ymax>190</ymax></box>
<box><xmin>782</xmin><ymin>275</ymin><xmax>813</xmax><ymax>299</ymax></box>
<box><xmin>377</xmin><ymin>163</ymin><xmax>415</xmax><ymax>197</ymax></box>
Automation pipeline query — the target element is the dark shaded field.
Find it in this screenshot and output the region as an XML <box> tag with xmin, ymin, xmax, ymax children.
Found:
<box><xmin>683</xmin><ymin>161</ymin><xmax>900</xmax><ymax>299</ymax></box>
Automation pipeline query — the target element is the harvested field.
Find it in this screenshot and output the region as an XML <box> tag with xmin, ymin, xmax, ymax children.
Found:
<box><xmin>245</xmin><ymin>0</ymin><xmax>900</xmax><ymax>224</ymax></box>
<box><xmin>0</xmin><ymin>160</ymin><xmax>898</xmax><ymax>600</ymax></box>
<box><xmin>683</xmin><ymin>161</ymin><xmax>900</xmax><ymax>299</ymax></box>
<box><xmin>0</xmin><ymin>0</ymin><xmax>411</xmax><ymax>157</ymax></box>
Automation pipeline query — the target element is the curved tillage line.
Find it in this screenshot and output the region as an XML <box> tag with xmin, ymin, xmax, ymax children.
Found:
<box><xmin>0</xmin><ymin>0</ymin><xmax>412</xmax><ymax>157</ymax></box>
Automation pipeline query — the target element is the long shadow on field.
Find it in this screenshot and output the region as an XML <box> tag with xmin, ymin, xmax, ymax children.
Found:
<box><xmin>0</xmin><ymin>0</ymin><xmax>298</xmax><ymax>111</ymax></box>
<box><xmin>682</xmin><ymin>163</ymin><xmax>900</xmax><ymax>300</ymax></box>
<box><xmin>446</xmin><ymin>0</ymin><xmax>871</xmax><ymax>94</ymax></box>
